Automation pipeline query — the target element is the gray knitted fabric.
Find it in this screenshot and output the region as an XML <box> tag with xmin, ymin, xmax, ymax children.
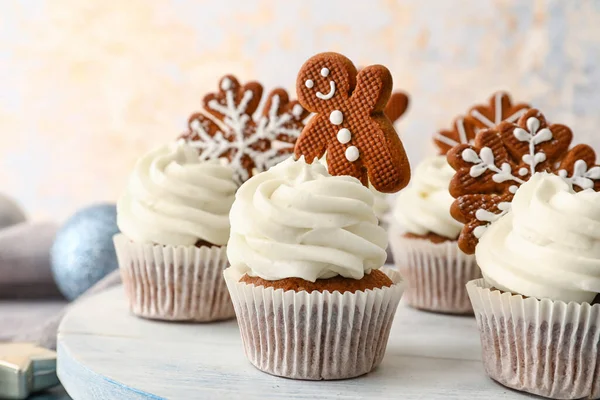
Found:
<box><xmin>0</xmin><ymin>220</ymin><xmax>123</xmax><ymax>349</ymax></box>
<box><xmin>0</xmin><ymin>222</ymin><xmax>61</xmax><ymax>298</ymax></box>
<box><xmin>4</xmin><ymin>269</ymin><xmax>122</xmax><ymax>349</ymax></box>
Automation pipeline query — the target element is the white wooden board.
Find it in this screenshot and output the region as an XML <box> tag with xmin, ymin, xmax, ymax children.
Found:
<box><xmin>56</xmin><ymin>285</ymin><xmax>533</xmax><ymax>399</ymax></box>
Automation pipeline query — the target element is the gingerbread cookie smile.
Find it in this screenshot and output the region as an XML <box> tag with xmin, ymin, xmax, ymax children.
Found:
<box><xmin>294</xmin><ymin>52</ymin><xmax>410</xmax><ymax>193</ymax></box>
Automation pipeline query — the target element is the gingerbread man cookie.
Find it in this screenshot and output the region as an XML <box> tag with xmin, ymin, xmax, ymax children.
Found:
<box><xmin>294</xmin><ymin>52</ymin><xmax>410</xmax><ymax>193</ymax></box>
<box><xmin>447</xmin><ymin>108</ymin><xmax>600</xmax><ymax>254</ymax></box>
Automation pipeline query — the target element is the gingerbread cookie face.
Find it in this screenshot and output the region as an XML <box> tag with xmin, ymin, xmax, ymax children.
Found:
<box><xmin>294</xmin><ymin>52</ymin><xmax>410</xmax><ymax>193</ymax></box>
<box><xmin>447</xmin><ymin>108</ymin><xmax>600</xmax><ymax>254</ymax></box>
<box><xmin>297</xmin><ymin>53</ymin><xmax>357</xmax><ymax>113</ymax></box>
<box><xmin>180</xmin><ymin>75</ymin><xmax>309</xmax><ymax>184</ymax></box>
<box><xmin>434</xmin><ymin>92</ymin><xmax>530</xmax><ymax>155</ymax></box>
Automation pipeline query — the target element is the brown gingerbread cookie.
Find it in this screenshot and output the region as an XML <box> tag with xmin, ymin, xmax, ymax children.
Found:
<box><xmin>435</xmin><ymin>92</ymin><xmax>530</xmax><ymax>155</ymax></box>
<box><xmin>434</xmin><ymin>116</ymin><xmax>479</xmax><ymax>155</ymax></box>
<box><xmin>384</xmin><ymin>91</ymin><xmax>410</xmax><ymax>124</ymax></box>
<box><xmin>294</xmin><ymin>52</ymin><xmax>410</xmax><ymax>193</ymax></box>
<box><xmin>468</xmin><ymin>91</ymin><xmax>530</xmax><ymax>130</ymax></box>
<box><xmin>180</xmin><ymin>75</ymin><xmax>310</xmax><ymax>184</ymax></box>
<box><xmin>447</xmin><ymin>108</ymin><xmax>600</xmax><ymax>254</ymax></box>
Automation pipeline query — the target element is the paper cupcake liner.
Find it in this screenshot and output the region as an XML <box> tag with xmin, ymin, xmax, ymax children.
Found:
<box><xmin>389</xmin><ymin>226</ymin><xmax>481</xmax><ymax>314</ymax></box>
<box><xmin>224</xmin><ymin>267</ymin><xmax>404</xmax><ymax>380</ymax></box>
<box><xmin>468</xmin><ymin>279</ymin><xmax>600</xmax><ymax>399</ymax></box>
<box><xmin>113</xmin><ymin>234</ymin><xmax>235</xmax><ymax>322</ymax></box>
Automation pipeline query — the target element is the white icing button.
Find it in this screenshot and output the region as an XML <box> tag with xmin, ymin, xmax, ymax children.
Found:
<box><xmin>329</xmin><ymin>110</ymin><xmax>343</xmax><ymax>125</ymax></box>
<box><xmin>321</xmin><ymin>67</ymin><xmax>330</xmax><ymax>77</ymax></box>
<box><xmin>337</xmin><ymin>128</ymin><xmax>351</xmax><ymax>144</ymax></box>
<box><xmin>345</xmin><ymin>146</ymin><xmax>359</xmax><ymax>162</ymax></box>
<box><xmin>305</xmin><ymin>79</ymin><xmax>314</xmax><ymax>88</ymax></box>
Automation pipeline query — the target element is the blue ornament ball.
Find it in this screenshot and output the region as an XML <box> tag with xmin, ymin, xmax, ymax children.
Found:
<box><xmin>51</xmin><ymin>203</ymin><xmax>120</xmax><ymax>300</ymax></box>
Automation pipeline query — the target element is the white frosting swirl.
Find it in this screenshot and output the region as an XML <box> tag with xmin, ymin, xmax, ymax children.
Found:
<box><xmin>477</xmin><ymin>172</ymin><xmax>600</xmax><ymax>303</ymax></box>
<box><xmin>227</xmin><ymin>157</ymin><xmax>388</xmax><ymax>281</ymax></box>
<box><xmin>117</xmin><ymin>141</ymin><xmax>237</xmax><ymax>246</ymax></box>
<box><xmin>393</xmin><ymin>155</ymin><xmax>462</xmax><ymax>238</ymax></box>
<box><xmin>319</xmin><ymin>157</ymin><xmax>389</xmax><ymax>224</ymax></box>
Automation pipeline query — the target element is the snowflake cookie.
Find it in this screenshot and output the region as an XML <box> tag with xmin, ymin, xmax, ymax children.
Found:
<box><xmin>181</xmin><ymin>75</ymin><xmax>309</xmax><ymax>184</ymax></box>
<box><xmin>435</xmin><ymin>92</ymin><xmax>530</xmax><ymax>155</ymax></box>
<box><xmin>448</xmin><ymin>108</ymin><xmax>600</xmax><ymax>254</ymax></box>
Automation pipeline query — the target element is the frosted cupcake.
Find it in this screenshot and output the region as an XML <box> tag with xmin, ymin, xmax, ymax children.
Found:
<box><xmin>468</xmin><ymin>173</ymin><xmax>600</xmax><ymax>399</ymax></box>
<box><xmin>448</xmin><ymin>108</ymin><xmax>600</xmax><ymax>399</ymax></box>
<box><xmin>390</xmin><ymin>155</ymin><xmax>480</xmax><ymax>313</ymax></box>
<box><xmin>114</xmin><ymin>141</ymin><xmax>237</xmax><ymax>321</ymax></box>
<box><xmin>224</xmin><ymin>157</ymin><xmax>403</xmax><ymax>380</ymax></box>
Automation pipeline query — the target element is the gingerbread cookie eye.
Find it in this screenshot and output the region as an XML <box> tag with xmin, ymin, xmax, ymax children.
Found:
<box><xmin>320</xmin><ymin>68</ymin><xmax>329</xmax><ymax>77</ymax></box>
<box><xmin>447</xmin><ymin>108</ymin><xmax>600</xmax><ymax>254</ymax></box>
<box><xmin>305</xmin><ymin>79</ymin><xmax>314</xmax><ymax>89</ymax></box>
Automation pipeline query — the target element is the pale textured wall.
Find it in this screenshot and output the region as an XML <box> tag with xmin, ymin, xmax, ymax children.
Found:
<box><xmin>1</xmin><ymin>0</ymin><xmax>599</xmax><ymax>220</ymax></box>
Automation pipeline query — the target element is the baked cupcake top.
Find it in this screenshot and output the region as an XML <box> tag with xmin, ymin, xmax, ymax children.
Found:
<box><xmin>476</xmin><ymin>172</ymin><xmax>600</xmax><ymax>303</ymax></box>
<box><xmin>117</xmin><ymin>141</ymin><xmax>237</xmax><ymax>246</ymax></box>
<box><xmin>227</xmin><ymin>156</ymin><xmax>387</xmax><ymax>282</ymax></box>
<box><xmin>393</xmin><ymin>155</ymin><xmax>462</xmax><ymax>239</ymax></box>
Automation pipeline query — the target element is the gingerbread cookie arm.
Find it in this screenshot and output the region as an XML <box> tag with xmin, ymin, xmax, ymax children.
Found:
<box><xmin>294</xmin><ymin>115</ymin><xmax>330</xmax><ymax>163</ymax></box>
<box><xmin>351</xmin><ymin>65</ymin><xmax>393</xmax><ymax>113</ymax></box>
<box><xmin>358</xmin><ymin>117</ymin><xmax>411</xmax><ymax>193</ymax></box>
<box><xmin>384</xmin><ymin>92</ymin><xmax>409</xmax><ymax>123</ymax></box>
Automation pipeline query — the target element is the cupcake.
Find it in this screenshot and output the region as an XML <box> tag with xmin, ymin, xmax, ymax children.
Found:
<box><xmin>448</xmin><ymin>108</ymin><xmax>600</xmax><ymax>399</ymax></box>
<box><xmin>389</xmin><ymin>91</ymin><xmax>530</xmax><ymax>314</ymax></box>
<box><xmin>468</xmin><ymin>173</ymin><xmax>600</xmax><ymax>399</ymax></box>
<box><xmin>224</xmin><ymin>52</ymin><xmax>412</xmax><ymax>380</ymax></box>
<box><xmin>390</xmin><ymin>155</ymin><xmax>480</xmax><ymax>313</ymax></box>
<box><xmin>114</xmin><ymin>73</ymin><xmax>309</xmax><ymax>322</ymax></box>
<box><xmin>114</xmin><ymin>141</ymin><xmax>238</xmax><ymax>321</ymax></box>
<box><xmin>224</xmin><ymin>157</ymin><xmax>403</xmax><ymax>380</ymax></box>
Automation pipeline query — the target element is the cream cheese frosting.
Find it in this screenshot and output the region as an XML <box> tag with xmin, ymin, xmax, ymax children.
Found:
<box><xmin>319</xmin><ymin>157</ymin><xmax>389</xmax><ymax>224</ymax></box>
<box><xmin>393</xmin><ymin>155</ymin><xmax>462</xmax><ymax>239</ymax></box>
<box><xmin>227</xmin><ymin>156</ymin><xmax>388</xmax><ymax>281</ymax></box>
<box><xmin>117</xmin><ymin>141</ymin><xmax>237</xmax><ymax>246</ymax></box>
<box><xmin>477</xmin><ymin>172</ymin><xmax>600</xmax><ymax>303</ymax></box>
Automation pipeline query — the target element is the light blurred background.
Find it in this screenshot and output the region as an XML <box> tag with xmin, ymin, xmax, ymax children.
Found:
<box><xmin>1</xmin><ymin>0</ymin><xmax>599</xmax><ymax>220</ymax></box>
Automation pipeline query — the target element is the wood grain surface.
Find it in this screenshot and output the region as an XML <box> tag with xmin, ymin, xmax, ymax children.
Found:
<box><xmin>56</xmin><ymin>286</ymin><xmax>533</xmax><ymax>399</ymax></box>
